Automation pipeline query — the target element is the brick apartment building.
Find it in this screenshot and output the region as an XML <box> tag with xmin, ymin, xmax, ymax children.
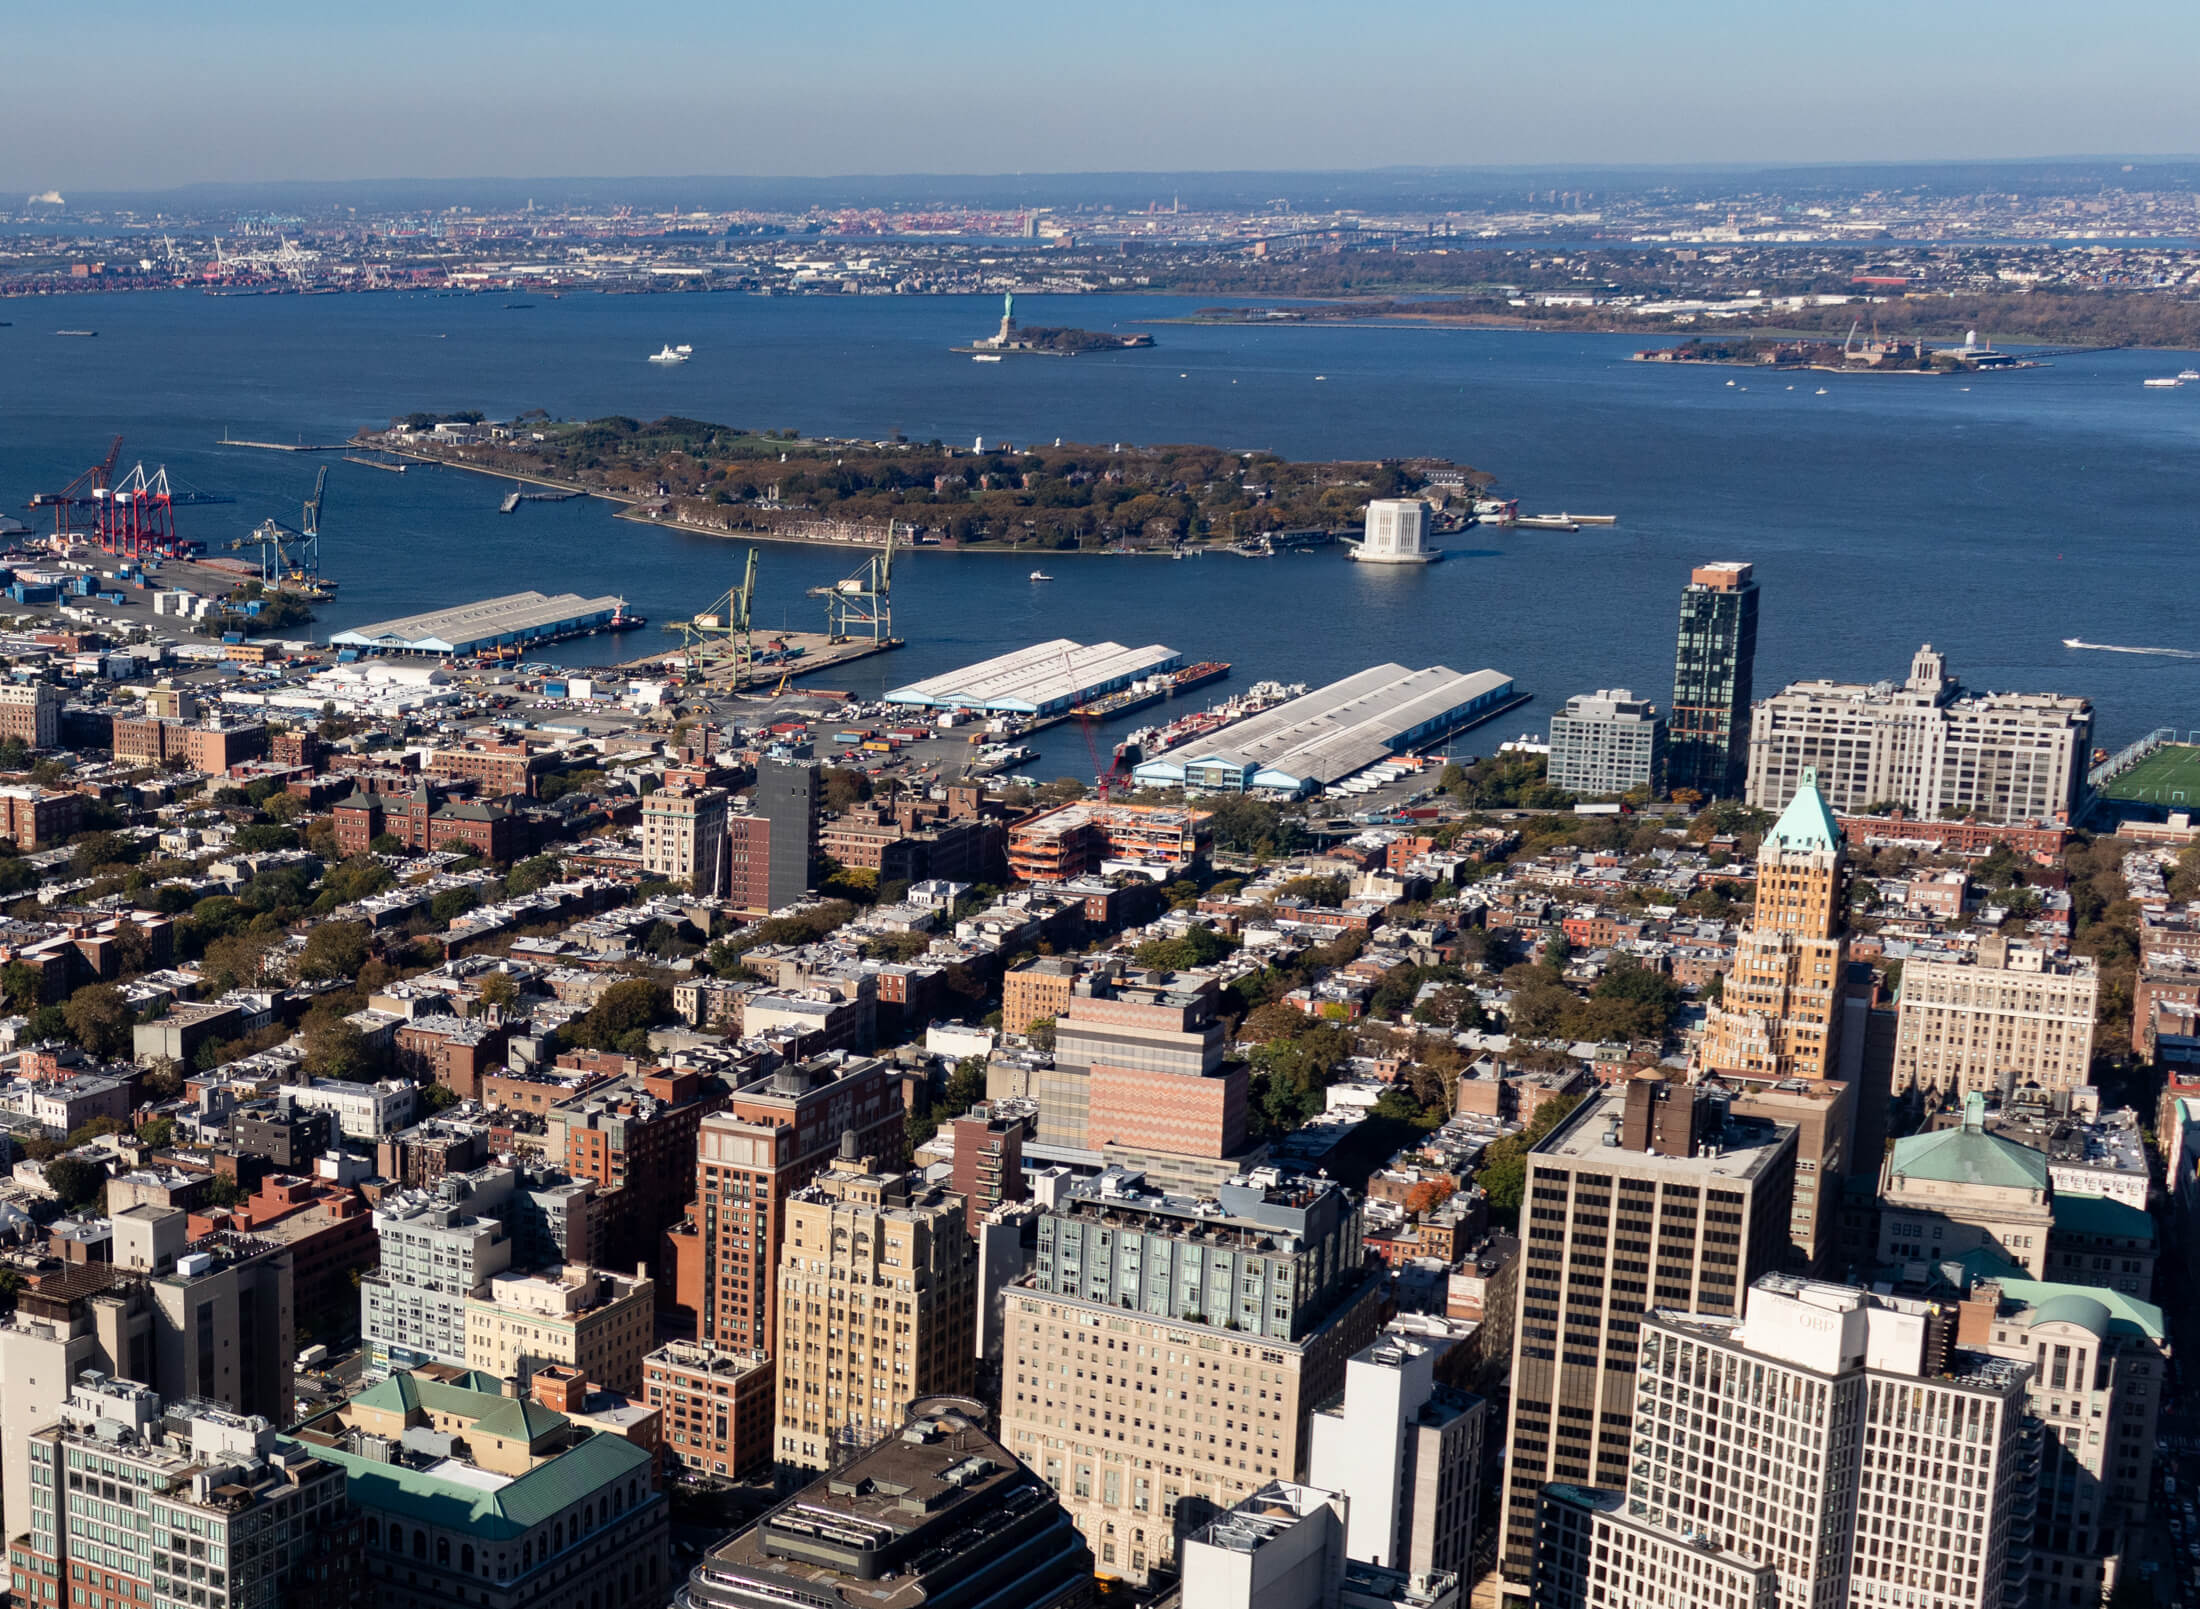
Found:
<box><xmin>0</xmin><ymin>786</ymin><xmax>83</xmax><ymax>848</ymax></box>
<box><xmin>393</xmin><ymin>1014</ymin><xmax>515</xmax><ymax>1099</ymax></box>
<box><xmin>111</xmin><ymin>715</ymin><xmax>268</xmax><ymax>772</ymax></box>
<box><xmin>816</xmin><ymin>785</ymin><xmax>1008</xmax><ymax>886</ymax></box>
<box><xmin>546</xmin><ymin>1063</ymin><xmax>729</xmax><ymax>1273</ymax></box>
<box><xmin>668</xmin><ymin>1053</ymin><xmax>903</xmax><ymax>1354</ymax></box>
<box><xmin>427</xmin><ymin>740</ymin><xmax>555</xmax><ymax>799</ymax></box>
<box><xmin>333</xmin><ymin>787</ymin><xmax>521</xmax><ymax>860</ymax></box>
<box><xmin>0</xmin><ymin>683</ymin><xmax>64</xmax><ymax>748</ymax></box>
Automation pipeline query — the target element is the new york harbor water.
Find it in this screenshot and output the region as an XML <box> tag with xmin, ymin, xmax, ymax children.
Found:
<box><xmin>4</xmin><ymin>289</ymin><xmax>2195</xmax><ymax>777</ymax></box>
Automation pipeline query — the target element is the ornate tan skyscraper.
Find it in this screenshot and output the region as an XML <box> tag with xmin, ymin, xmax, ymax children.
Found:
<box><xmin>1697</xmin><ymin>767</ymin><xmax>1849</xmax><ymax>1080</ymax></box>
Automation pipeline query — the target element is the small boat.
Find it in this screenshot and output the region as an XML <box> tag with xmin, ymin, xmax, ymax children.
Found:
<box><xmin>605</xmin><ymin>603</ymin><xmax>648</xmax><ymax>631</ymax></box>
<box><xmin>1029</xmin><ymin>570</ymin><xmax>1053</xmax><ymax>582</ymax></box>
<box><xmin>1315</xmin><ymin>375</ymin><xmax>1327</xmax><ymax>381</ymax></box>
<box><xmin>675</xmin><ymin>344</ymin><xmax>693</xmax><ymax>354</ymax></box>
<box><xmin>1725</xmin><ymin>379</ymin><xmax>1735</xmax><ymax>387</ymax></box>
<box><xmin>1815</xmin><ymin>387</ymin><xmax>1829</xmax><ymax>395</ymax></box>
<box><xmin>1512</xmin><ymin>515</ymin><xmax>1581</xmax><ymax>532</ymax></box>
<box><xmin>55</xmin><ymin>329</ymin><xmax>97</xmax><ymax>337</ymax></box>
<box><xmin>648</xmin><ymin>344</ymin><xmax>688</xmax><ymax>364</ymax></box>
<box><xmin>2062</xmin><ymin>637</ymin><xmax>2083</xmax><ymax>648</ymax></box>
<box><xmin>2143</xmin><ymin>377</ymin><xmax>2181</xmax><ymax>388</ymax></box>
<box><xmin>971</xmin><ymin>352</ymin><xmax>1002</xmax><ymax>364</ymax></box>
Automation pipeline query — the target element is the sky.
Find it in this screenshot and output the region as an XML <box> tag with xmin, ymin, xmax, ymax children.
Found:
<box><xmin>9</xmin><ymin>0</ymin><xmax>2198</xmax><ymax>192</ymax></box>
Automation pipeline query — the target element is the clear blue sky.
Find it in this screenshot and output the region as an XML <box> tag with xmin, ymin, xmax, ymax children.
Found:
<box><xmin>11</xmin><ymin>0</ymin><xmax>2196</xmax><ymax>191</ymax></box>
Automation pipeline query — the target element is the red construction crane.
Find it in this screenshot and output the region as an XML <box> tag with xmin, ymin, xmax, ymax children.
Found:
<box><xmin>32</xmin><ymin>435</ymin><xmax>123</xmax><ymax>544</ymax></box>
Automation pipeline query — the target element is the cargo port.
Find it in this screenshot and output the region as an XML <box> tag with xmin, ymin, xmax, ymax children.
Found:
<box><xmin>1055</xmin><ymin>659</ymin><xmax>1232</xmax><ymax>729</ymax></box>
<box><xmin>1130</xmin><ymin>663</ymin><xmax>1524</xmax><ymax>797</ymax></box>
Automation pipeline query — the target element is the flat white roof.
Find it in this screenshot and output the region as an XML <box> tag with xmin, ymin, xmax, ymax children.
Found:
<box><xmin>1158</xmin><ymin>664</ymin><xmax>1515</xmax><ymax>788</ymax></box>
<box><xmin>886</xmin><ymin>638</ymin><xmax>1180</xmax><ymax>713</ymax></box>
<box><xmin>330</xmin><ymin>591</ymin><xmax>623</xmax><ymax>655</ymax></box>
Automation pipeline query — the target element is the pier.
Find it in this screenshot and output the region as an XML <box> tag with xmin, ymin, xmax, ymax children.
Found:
<box><xmin>217</xmin><ymin>435</ymin><xmax>355</xmax><ymax>453</ymax></box>
<box><xmin>611</xmin><ymin>629</ymin><xmax>901</xmax><ymax>687</ymax></box>
<box><xmin>500</xmin><ymin>486</ymin><xmax>586</xmax><ymax>513</ymax></box>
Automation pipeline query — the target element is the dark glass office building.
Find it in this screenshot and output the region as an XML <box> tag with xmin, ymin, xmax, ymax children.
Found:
<box><xmin>1667</xmin><ymin>561</ymin><xmax>1759</xmax><ymax>799</ymax></box>
<box><xmin>755</xmin><ymin>758</ymin><xmax>820</xmax><ymax>910</ymax></box>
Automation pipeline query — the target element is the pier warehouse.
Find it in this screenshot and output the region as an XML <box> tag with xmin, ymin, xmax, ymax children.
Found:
<box><xmin>1135</xmin><ymin>663</ymin><xmax>1516</xmax><ymax>796</ymax></box>
<box><xmin>886</xmin><ymin>638</ymin><xmax>1181</xmax><ymax>717</ymax></box>
<box><xmin>329</xmin><ymin>591</ymin><xmax>624</xmax><ymax>658</ymax></box>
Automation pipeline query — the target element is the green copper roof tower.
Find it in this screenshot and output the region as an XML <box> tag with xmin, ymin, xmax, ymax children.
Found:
<box><xmin>1668</xmin><ymin>560</ymin><xmax>1759</xmax><ymax>799</ymax></box>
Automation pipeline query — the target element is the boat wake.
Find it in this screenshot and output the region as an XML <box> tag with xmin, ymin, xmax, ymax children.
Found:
<box><xmin>2064</xmin><ymin>638</ymin><xmax>2200</xmax><ymax>659</ymax></box>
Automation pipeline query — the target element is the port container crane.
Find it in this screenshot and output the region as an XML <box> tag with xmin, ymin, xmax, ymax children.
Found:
<box><xmin>668</xmin><ymin>546</ymin><xmax>759</xmax><ymax>685</ymax></box>
<box><xmin>96</xmin><ymin>464</ymin><xmax>187</xmax><ymax>561</ymax></box>
<box><xmin>232</xmin><ymin>465</ymin><xmax>332</xmax><ymax>594</ymax></box>
<box><xmin>31</xmin><ymin>435</ymin><xmax>124</xmax><ymax>544</ymax></box>
<box><xmin>809</xmin><ymin>520</ymin><xmax>896</xmax><ymax>645</ymax></box>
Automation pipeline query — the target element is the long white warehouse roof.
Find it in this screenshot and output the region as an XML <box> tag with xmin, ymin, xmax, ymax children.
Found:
<box><xmin>886</xmin><ymin>638</ymin><xmax>1181</xmax><ymax>714</ymax></box>
<box><xmin>329</xmin><ymin>591</ymin><xmax>623</xmax><ymax>655</ymax></box>
<box><xmin>1147</xmin><ymin>663</ymin><xmax>1516</xmax><ymax>790</ymax></box>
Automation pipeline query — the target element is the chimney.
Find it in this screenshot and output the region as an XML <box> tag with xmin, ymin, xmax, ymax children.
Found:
<box><xmin>531</xmin><ymin>1365</ymin><xmax>585</xmax><ymax>1415</ymax></box>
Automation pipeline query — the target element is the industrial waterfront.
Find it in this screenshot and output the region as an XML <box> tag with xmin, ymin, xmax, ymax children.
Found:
<box><xmin>3</xmin><ymin>288</ymin><xmax>2198</xmax><ymax>779</ymax></box>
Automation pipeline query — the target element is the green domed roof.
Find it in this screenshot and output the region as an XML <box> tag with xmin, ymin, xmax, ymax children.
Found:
<box><xmin>2029</xmin><ymin>1293</ymin><xmax>2113</xmax><ymax>1336</ymax></box>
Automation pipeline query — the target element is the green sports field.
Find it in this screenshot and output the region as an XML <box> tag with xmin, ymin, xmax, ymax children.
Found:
<box><xmin>2100</xmin><ymin>743</ymin><xmax>2200</xmax><ymax>804</ymax></box>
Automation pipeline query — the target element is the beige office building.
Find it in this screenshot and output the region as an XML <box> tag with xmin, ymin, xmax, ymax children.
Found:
<box><xmin>1893</xmin><ymin>931</ymin><xmax>2099</xmax><ymax>1098</ymax></box>
<box><xmin>1497</xmin><ymin>1082</ymin><xmax>1798</xmax><ymax>1594</ymax></box>
<box><xmin>774</xmin><ymin>1141</ymin><xmax>975</xmax><ymax>1470</ymax></box>
<box><xmin>464</xmin><ymin>1264</ymin><xmax>656</xmax><ymax>1393</ymax></box>
<box><xmin>641</xmin><ymin>782</ymin><xmax>729</xmax><ymax>896</ymax></box>
<box><xmin>1746</xmin><ymin>644</ymin><xmax>2091</xmax><ymax>823</ymax></box>
<box><xmin>1696</xmin><ymin>767</ymin><xmax>1851</xmax><ymax>1082</ymax></box>
<box><xmin>999</xmin><ymin>1168</ymin><xmax>1385</xmax><ymax>1585</ymax></box>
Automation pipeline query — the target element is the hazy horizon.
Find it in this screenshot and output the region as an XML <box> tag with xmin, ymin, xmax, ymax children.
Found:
<box><xmin>13</xmin><ymin>0</ymin><xmax>2197</xmax><ymax>193</ymax></box>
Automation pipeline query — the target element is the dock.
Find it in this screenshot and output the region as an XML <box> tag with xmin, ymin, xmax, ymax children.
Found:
<box><xmin>218</xmin><ymin>436</ymin><xmax>354</xmax><ymax>453</ymax></box>
<box><xmin>500</xmin><ymin>487</ymin><xmax>586</xmax><ymax>513</ymax></box>
<box><xmin>612</xmin><ymin>630</ymin><xmax>901</xmax><ymax>689</ymax></box>
<box><xmin>343</xmin><ymin>455</ymin><xmax>409</xmax><ymax>474</ymax></box>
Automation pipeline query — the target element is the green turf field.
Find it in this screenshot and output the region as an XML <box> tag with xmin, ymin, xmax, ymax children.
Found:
<box><xmin>2100</xmin><ymin>743</ymin><xmax>2200</xmax><ymax>804</ymax></box>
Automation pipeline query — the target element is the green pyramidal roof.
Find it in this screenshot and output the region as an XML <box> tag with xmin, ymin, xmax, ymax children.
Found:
<box><xmin>1889</xmin><ymin>1122</ymin><xmax>2049</xmax><ymax>1191</ymax></box>
<box><xmin>1768</xmin><ymin>767</ymin><xmax>1842</xmax><ymax>854</ymax></box>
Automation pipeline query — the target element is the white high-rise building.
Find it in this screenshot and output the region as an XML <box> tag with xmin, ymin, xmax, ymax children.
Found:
<box><xmin>1308</xmin><ymin>1320</ymin><xmax>1486</xmax><ymax>1582</ymax></box>
<box><xmin>1532</xmin><ymin>1275</ymin><xmax>2033</xmax><ymax>1609</ymax></box>
<box><xmin>1546</xmin><ymin>688</ymin><xmax>1667</xmax><ymax>796</ymax></box>
<box><xmin>1352</xmin><ymin>499</ymin><xmax>1439</xmax><ymax>565</ymax></box>
<box><xmin>1746</xmin><ymin>645</ymin><xmax>2091</xmax><ymax>824</ymax></box>
<box><xmin>360</xmin><ymin>1190</ymin><xmax>513</xmax><ymax>1372</ymax></box>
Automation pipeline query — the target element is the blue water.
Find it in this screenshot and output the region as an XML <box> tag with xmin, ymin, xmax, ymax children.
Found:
<box><xmin>1</xmin><ymin>289</ymin><xmax>2195</xmax><ymax>777</ymax></box>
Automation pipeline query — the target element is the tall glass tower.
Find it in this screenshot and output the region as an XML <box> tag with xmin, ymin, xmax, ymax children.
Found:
<box><xmin>1667</xmin><ymin>561</ymin><xmax>1759</xmax><ymax>799</ymax></box>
